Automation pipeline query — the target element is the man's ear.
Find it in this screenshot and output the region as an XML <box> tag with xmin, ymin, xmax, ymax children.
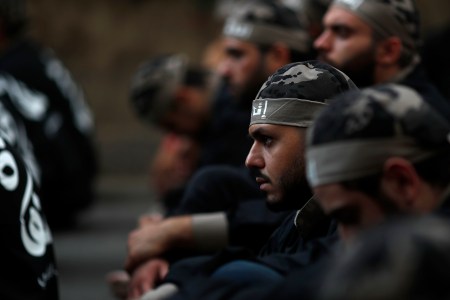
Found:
<box><xmin>265</xmin><ymin>42</ymin><xmax>291</xmax><ymax>73</ymax></box>
<box><xmin>380</xmin><ymin>157</ymin><xmax>421</xmax><ymax>210</ymax></box>
<box><xmin>375</xmin><ymin>37</ymin><xmax>403</xmax><ymax>66</ymax></box>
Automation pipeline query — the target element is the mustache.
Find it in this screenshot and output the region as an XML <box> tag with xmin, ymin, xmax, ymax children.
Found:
<box><xmin>248</xmin><ymin>167</ymin><xmax>270</xmax><ymax>182</ymax></box>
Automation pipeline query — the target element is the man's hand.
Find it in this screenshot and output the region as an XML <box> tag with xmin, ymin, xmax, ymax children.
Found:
<box><xmin>127</xmin><ymin>258</ymin><xmax>169</xmax><ymax>300</ymax></box>
<box><xmin>106</xmin><ymin>270</ymin><xmax>130</xmax><ymax>300</ymax></box>
<box><xmin>125</xmin><ymin>216</ymin><xmax>193</xmax><ymax>272</ymax></box>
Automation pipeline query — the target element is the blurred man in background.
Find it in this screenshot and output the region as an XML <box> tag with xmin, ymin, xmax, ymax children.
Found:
<box><xmin>314</xmin><ymin>0</ymin><xmax>450</xmax><ymax>120</ymax></box>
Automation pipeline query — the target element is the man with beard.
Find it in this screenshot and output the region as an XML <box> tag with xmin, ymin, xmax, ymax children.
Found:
<box><xmin>314</xmin><ymin>0</ymin><xmax>450</xmax><ymax>121</ymax></box>
<box><xmin>108</xmin><ymin>1</ymin><xmax>318</xmax><ymax>298</ymax></box>
<box><xmin>307</xmin><ymin>83</ymin><xmax>450</xmax><ymax>243</ymax></box>
<box><xmin>170</xmin><ymin>84</ymin><xmax>450</xmax><ymax>300</ymax></box>
<box><xmin>133</xmin><ymin>61</ymin><xmax>357</xmax><ymax>300</ymax></box>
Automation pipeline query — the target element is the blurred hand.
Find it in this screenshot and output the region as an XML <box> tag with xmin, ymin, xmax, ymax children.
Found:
<box><xmin>138</xmin><ymin>213</ymin><xmax>164</xmax><ymax>227</ymax></box>
<box><xmin>125</xmin><ymin>223</ymin><xmax>170</xmax><ymax>272</ymax></box>
<box><xmin>106</xmin><ymin>270</ymin><xmax>130</xmax><ymax>300</ymax></box>
<box><xmin>125</xmin><ymin>216</ymin><xmax>192</xmax><ymax>272</ymax></box>
<box><xmin>127</xmin><ymin>258</ymin><xmax>169</xmax><ymax>300</ymax></box>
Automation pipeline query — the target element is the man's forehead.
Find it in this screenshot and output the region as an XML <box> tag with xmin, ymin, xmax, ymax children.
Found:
<box><xmin>223</xmin><ymin>37</ymin><xmax>258</xmax><ymax>52</ymax></box>
<box><xmin>249</xmin><ymin>123</ymin><xmax>280</xmax><ymax>134</ymax></box>
<box><xmin>249</xmin><ymin>123</ymin><xmax>305</xmax><ymax>137</ymax></box>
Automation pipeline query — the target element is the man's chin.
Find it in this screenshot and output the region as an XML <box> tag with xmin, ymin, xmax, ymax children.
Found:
<box><xmin>266</xmin><ymin>198</ymin><xmax>300</xmax><ymax>212</ymax></box>
<box><xmin>266</xmin><ymin>188</ymin><xmax>313</xmax><ymax>212</ymax></box>
<box><xmin>317</xmin><ymin>55</ymin><xmax>337</xmax><ymax>67</ymax></box>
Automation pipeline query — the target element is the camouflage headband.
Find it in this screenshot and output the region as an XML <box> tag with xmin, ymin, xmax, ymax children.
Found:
<box><xmin>223</xmin><ymin>18</ymin><xmax>311</xmax><ymax>53</ymax></box>
<box><xmin>332</xmin><ymin>0</ymin><xmax>420</xmax><ymax>56</ymax></box>
<box><xmin>249</xmin><ymin>60</ymin><xmax>358</xmax><ymax>127</ymax></box>
<box><xmin>306</xmin><ymin>84</ymin><xmax>450</xmax><ymax>187</ymax></box>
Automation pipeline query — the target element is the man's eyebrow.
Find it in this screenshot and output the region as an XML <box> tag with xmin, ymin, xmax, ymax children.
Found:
<box><xmin>329</xmin><ymin>23</ymin><xmax>355</xmax><ymax>33</ymax></box>
<box><xmin>249</xmin><ymin>126</ymin><xmax>268</xmax><ymax>139</ymax></box>
<box><xmin>225</xmin><ymin>47</ymin><xmax>244</xmax><ymax>57</ymax></box>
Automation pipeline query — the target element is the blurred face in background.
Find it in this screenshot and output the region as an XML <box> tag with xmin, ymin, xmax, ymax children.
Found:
<box><xmin>159</xmin><ymin>85</ymin><xmax>210</xmax><ymax>135</ymax></box>
<box><xmin>314</xmin><ymin>183</ymin><xmax>387</xmax><ymax>241</ymax></box>
<box><xmin>314</xmin><ymin>6</ymin><xmax>377</xmax><ymax>86</ymax></box>
<box><xmin>217</xmin><ymin>37</ymin><xmax>270</xmax><ymax>104</ymax></box>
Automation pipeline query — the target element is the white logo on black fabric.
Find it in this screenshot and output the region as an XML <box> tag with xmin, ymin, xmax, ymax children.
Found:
<box><xmin>20</xmin><ymin>172</ymin><xmax>51</xmax><ymax>257</ymax></box>
<box><xmin>44</xmin><ymin>53</ymin><xmax>93</xmax><ymax>134</ymax></box>
<box><xmin>37</xmin><ymin>263</ymin><xmax>57</xmax><ymax>288</ymax></box>
<box><xmin>0</xmin><ymin>138</ymin><xmax>18</xmax><ymax>191</ymax></box>
<box><xmin>0</xmin><ymin>136</ymin><xmax>51</xmax><ymax>257</ymax></box>
<box><xmin>0</xmin><ymin>75</ymin><xmax>48</xmax><ymax>121</ymax></box>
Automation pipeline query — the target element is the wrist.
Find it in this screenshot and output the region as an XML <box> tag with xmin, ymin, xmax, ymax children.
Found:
<box><xmin>163</xmin><ymin>216</ymin><xmax>194</xmax><ymax>248</ymax></box>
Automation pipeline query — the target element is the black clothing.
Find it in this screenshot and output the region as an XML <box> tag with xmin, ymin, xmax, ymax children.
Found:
<box><xmin>0</xmin><ymin>134</ymin><xmax>59</xmax><ymax>300</ymax></box>
<box><xmin>164</xmin><ymin>199</ymin><xmax>337</xmax><ymax>298</ymax></box>
<box><xmin>0</xmin><ymin>39</ymin><xmax>97</xmax><ymax>229</ymax></box>
<box><xmin>422</xmin><ymin>24</ymin><xmax>450</xmax><ymax>100</ymax></box>
<box><xmin>173</xmin><ymin>166</ymin><xmax>288</xmax><ymax>253</ymax></box>
<box><xmin>196</xmin><ymin>87</ymin><xmax>253</xmax><ymax>168</ymax></box>
<box><xmin>397</xmin><ymin>63</ymin><xmax>450</xmax><ymax>122</ymax></box>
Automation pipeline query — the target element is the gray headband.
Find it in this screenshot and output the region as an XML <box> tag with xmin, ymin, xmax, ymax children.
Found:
<box><xmin>223</xmin><ymin>18</ymin><xmax>310</xmax><ymax>53</ymax></box>
<box><xmin>250</xmin><ymin>98</ymin><xmax>327</xmax><ymax>128</ymax></box>
<box><xmin>306</xmin><ymin>137</ymin><xmax>437</xmax><ymax>187</ymax></box>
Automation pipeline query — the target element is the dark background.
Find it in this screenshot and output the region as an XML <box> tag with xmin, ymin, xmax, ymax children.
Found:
<box><xmin>25</xmin><ymin>0</ymin><xmax>450</xmax><ymax>177</ymax></box>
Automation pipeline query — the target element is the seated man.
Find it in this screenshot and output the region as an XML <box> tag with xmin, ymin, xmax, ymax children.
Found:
<box><xmin>134</xmin><ymin>60</ymin><xmax>357</xmax><ymax>300</ymax></box>
<box><xmin>169</xmin><ymin>84</ymin><xmax>450</xmax><ymax>300</ymax></box>
<box><xmin>315</xmin><ymin>0</ymin><xmax>450</xmax><ymax>121</ymax></box>
<box><xmin>108</xmin><ymin>0</ymin><xmax>316</xmax><ymax>295</ymax></box>
<box><xmin>307</xmin><ymin>84</ymin><xmax>450</xmax><ymax>239</ymax></box>
<box><xmin>320</xmin><ymin>215</ymin><xmax>450</xmax><ymax>300</ymax></box>
<box><xmin>265</xmin><ymin>83</ymin><xmax>450</xmax><ymax>300</ymax></box>
<box><xmin>130</xmin><ymin>54</ymin><xmax>213</xmax><ymax>213</ymax></box>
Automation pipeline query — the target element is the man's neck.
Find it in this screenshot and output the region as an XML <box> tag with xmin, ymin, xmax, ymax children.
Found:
<box><xmin>374</xmin><ymin>56</ymin><xmax>420</xmax><ymax>84</ymax></box>
<box><xmin>374</xmin><ymin>64</ymin><xmax>403</xmax><ymax>84</ymax></box>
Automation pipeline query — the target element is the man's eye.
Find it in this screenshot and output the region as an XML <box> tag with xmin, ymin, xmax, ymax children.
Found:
<box><xmin>331</xmin><ymin>25</ymin><xmax>352</xmax><ymax>39</ymax></box>
<box><xmin>262</xmin><ymin>136</ymin><xmax>273</xmax><ymax>146</ymax></box>
<box><xmin>227</xmin><ymin>49</ymin><xmax>244</xmax><ymax>59</ymax></box>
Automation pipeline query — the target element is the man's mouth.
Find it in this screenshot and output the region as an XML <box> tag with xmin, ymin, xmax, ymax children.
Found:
<box><xmin>255</xmin><ymin>177</ymin><xmax>269</xmax><ymax>190</ymax></box>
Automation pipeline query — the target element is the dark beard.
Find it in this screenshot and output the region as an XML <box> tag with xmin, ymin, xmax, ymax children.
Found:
<box><xmin>319</xmin><ymin>42</ymin><xmax>377</xmax><ymax>88</ymax></box>
<box><xmin>234</xmin><ymin>72</ymin><xmax>268</xmax><ymax>109</ymax></box>
<box><xmin>340</xmin><ymin>59</ymin><xmax>376</xmax><ymax>88</ymax></box>
<box><xmin>232</xmin><ymin>51</ymin><xmax>271</xmax><ymax>109</ymax></box>
<box><xmin>267</xmin><ymin>176</ymin><xmax>313</xmax><ymax>212</ymax></box>
<box><xmin>266</xmin><ymin>153</ymin><xmax>313</xmax><ymax>212</ymax></box>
